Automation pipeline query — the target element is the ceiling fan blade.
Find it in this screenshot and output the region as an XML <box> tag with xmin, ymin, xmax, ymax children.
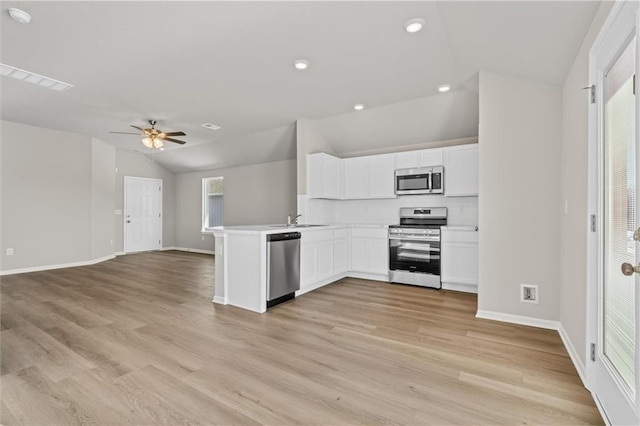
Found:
<box><xmin>130</xmin><ymin>125</ymin><xmax>145</xmax><ymax>132</ymax></box>
<box><xmin>110</xmin><ymin>131</ymin><xmax>140</xmax><ymax>135</ymax></box>
<box><xmin>163</xmin><ymin>131</ymin><xmax>186</xmax><ymax>136</ymax></box>
<box><xmin>164</xmin><ymin>137</ymin><xmax>186</xmax><ymax>145</ymax></box>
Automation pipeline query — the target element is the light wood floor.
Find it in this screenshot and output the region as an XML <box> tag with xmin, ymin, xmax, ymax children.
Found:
<box><xmin>1</xmin><ymin>251</ymin><xmax>602</xmax><ymax>425</ymax></box>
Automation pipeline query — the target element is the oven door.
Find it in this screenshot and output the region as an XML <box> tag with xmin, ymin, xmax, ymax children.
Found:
<box><xmin>389</xmin><ymin>234</ymin><xmax>440</xmax><ymax>275</ymax></box>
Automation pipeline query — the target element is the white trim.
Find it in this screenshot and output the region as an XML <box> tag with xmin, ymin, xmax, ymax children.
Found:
<box><xmin>475</xmin><ymin>310</ymin><xmax>560</xmax><ymax>330</ymax></box>
<box><xmin>160</xmin><ymin>247</ymin><xmax>215</xmax><ymax>255</ymax></box>
<box><xmin>592</xmin><ymin>392</ymin><xmax>613</xmax><ymax>426</ymax></box>
<box><xmin>297</xmin><ymin>272</ymin><xmax>348</xmax><ymax>297</ymax></box>
<box><xmin>346</xmin><ymin>271</ymin><xmax>389</xmax><ymax>282</ymax></box>
<box><xmin>115</xmin><ymin>251</ymin><xmax>125</xmax><ymax>256</ymax></box>
<box><xmin>0</xmin><ymin>254</ymin><xmax>115</xmax><ymax>276</ymax></box>
<box><xmin>213</xmin><ymin>296</ymin><xmax>226</xmax><ymax>305</ymax></box>
<box><xmin>442</xmin><ymin>282</ymin><xmax>478</xmax><ymax>293</ymax></box>
<box><xmin>558</xmin><ymin>323</ymin><xmax>587</xmax><ymax>387</ymax></box>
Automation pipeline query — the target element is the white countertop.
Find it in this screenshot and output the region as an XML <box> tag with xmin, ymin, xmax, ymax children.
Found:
<box><xmin>442</xmin><ymin>225</ymin><xmax>478</xmax><ymax>231</ymax></box>
<box><xmin>212</xmin><ymin>223</ymin><xmax>388</xmax><ymax>236</ymax></box>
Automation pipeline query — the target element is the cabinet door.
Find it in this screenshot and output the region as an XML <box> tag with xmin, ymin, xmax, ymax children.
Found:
<box><xmin>333</xmin><ymin>237</ymin><xmax>348</xmax><ymax>274</ymax></box>
<box><xmin>300</xmin><ymin>243</ymin><xmax>318</xmax><ymax>287</ymax></box>
<box><xmin>368</xmin><ymin>154</ymin><xmax>396</xmax><ymax>198</ymax></box>
<box><xmin>444</xmin><ymin>144</ymin><xmax>479</xmax><ymax>197</ymax></box>
<box><xmin>418</xmin><ymin>149</ymin><xmax>443</xmax><ymax>167</ymax></box>
<box><xmin>324</xmin><ymin>155</ymin><xmax>342</xmax><ymax>199</ymax></box>
<box><xmin>344</xmin><ymin>157</ymin><xmax>369</xmax><ymax>199</ymax></box>
<box><xmin>307</xmin><ymin>154</ymin><xmax>324</xmax><ymax>198</ymax></box>
<box><xmin>351</xmin><ymin>238</ymin><xmax>368</xmax><ymax>272</ymax></box>
<box><xmin>317</xmin><ymin>240</ymin><xmax>334</xmax><ymax>280</ymax></box>
<box><xmin>395</xmin><ymin>151</ymin><xmax>419</xmax><ymax>169</ymax></box>
<box><xmin>441</xmin><ymin>243</ymin><xmax>478</xmax><ymax>285</ymax></box>
<box><xmin>367</xmin><ymin>238</ymin><xmax>389</xmax><ymax>275</ymax></box>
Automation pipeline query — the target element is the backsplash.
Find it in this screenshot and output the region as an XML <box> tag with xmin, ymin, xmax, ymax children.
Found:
<box><xmin>298</xmin><ymin>195</ymin><xmax>478</xmax><ymax>226</ymax></box>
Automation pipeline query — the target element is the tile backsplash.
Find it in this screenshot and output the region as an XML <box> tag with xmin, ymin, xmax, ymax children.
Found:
<box><xmin>299</xmin><ymin>195</ymin><xmax>477</xmax><ymax>226</ymax></box>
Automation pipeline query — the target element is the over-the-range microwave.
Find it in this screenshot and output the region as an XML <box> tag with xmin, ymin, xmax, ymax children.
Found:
<box><xmin>395</xmin><ymin>166</ymin><xmax>444</xmax><ymax>195</ymax></box>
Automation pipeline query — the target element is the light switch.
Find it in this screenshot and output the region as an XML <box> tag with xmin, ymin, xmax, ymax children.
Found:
<box><xmin>115</xmin><ymin>209</ymin><xmax>122</xmax><ymax>215</ymax></box>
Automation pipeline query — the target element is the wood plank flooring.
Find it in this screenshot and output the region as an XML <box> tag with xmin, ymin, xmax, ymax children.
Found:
<box><xmin>1</xmin><ymin>250</ymin><xmax>603</xmax><ymax>425</ymax></box>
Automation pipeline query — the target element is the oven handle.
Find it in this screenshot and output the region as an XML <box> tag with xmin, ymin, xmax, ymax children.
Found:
<box><xmin>389</xmin><ymin>235</ymin><xmax>440</xmax><ymax>242</ymax></box>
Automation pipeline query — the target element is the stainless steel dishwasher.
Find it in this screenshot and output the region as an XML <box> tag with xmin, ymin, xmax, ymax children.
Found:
<box><xmin>266</xmin><ymin>232</ymin><xmax>301</xmax><ymax>308</ymax></box>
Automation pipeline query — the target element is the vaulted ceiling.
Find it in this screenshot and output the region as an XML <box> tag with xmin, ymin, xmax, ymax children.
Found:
<box><xmin>1</xmin><ymin>1</ymin><xmax>601</xmax><ymax>173</ymax></box>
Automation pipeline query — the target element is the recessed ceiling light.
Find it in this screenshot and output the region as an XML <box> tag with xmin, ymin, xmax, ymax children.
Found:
<box><xmin>0</xmin><ymin>63</ymin><xmax>73</xmax><ymax>91</ymax></box>
<box><xmin>437</xmin><ymin>84</ymin><xmax>452</xmax><ymax>93</ymax></box>
<box><xmin>404</xmin><ymin>18</ymin><xmax>425</xmax><ymax>34</ymax></box>
<box><xmin>354</xmin><ymin>104</ymin><xmax>364</xmax><ymax>111</ymax></box>
<box><xmin>294</xmin><ymin>59</ymin><xmax>310</xmax><ymax>70</ymax></box>
<box><xmin>8</xmin><ymin>8</ymin><xmax>31</xmax><ymax>24</ymax></box>
<box><xmin>202</xmin><ymin>123</ymin><xmax>221</xmax><ymax>130</ymax></box>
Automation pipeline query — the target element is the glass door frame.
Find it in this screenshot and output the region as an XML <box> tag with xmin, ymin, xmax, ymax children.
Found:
<box><xmin>587</xmin><ymin>1</ymin><xmax>640</xmax><ymax>424</ymax></box>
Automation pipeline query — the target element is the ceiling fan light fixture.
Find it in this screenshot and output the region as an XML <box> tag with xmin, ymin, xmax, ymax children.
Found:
<box><xmin>142</xmin><ymin>137</ymin><xmax>154</xmax><ymax>148</ymax></box>
<box><xmin>8</xmin><ymin>8</ymin><xmax>31</xmax><ymax>24</ymax></box>
<box><xmin>153</xmin><ymin>138</ymin><xmax>164</xmax><ymax>149</ymax></box>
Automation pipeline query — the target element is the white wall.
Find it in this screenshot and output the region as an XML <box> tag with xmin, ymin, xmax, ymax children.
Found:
<box><xmin>478</xmin><ymin>72</ymin><xmax>562</xmax><ymax>322</ymax></box>
<box><xmin>296</xmin><ymin>119</ymin><xmax>335</xmax><ymax>195</ymax></box>
<box><xmin>1</xmin><ymin>121</ymin><xmax>93</xmax><ymax>271</ymax></box>
<box><xmin>559</xmin><ymin>1</ymin><xmax>613</xmax><ymax>371</ymax></box>
<box><xmin>175</xmin><ymin>159</ymin><xmax>297</xmax><ymax>251</ymax></box>
<box><xmin>91</xmin><ymin>138</ymin><xmax>116</xmax><ymax>260</ymax></box>
<box><xmin>114</xmin><ymin>150</ymin><xmax>176</xmax><ymax>253</ymax></box>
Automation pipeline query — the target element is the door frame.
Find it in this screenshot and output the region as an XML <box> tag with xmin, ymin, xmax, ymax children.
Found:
<box><xmin>123</xmin><ymin>176</ymin><xmax>163</xmax><ymax>254</ymax></box>
<box><xmin>586</xmin><ymin>0</ymin><xmax>639</xmax><ymax>423</ymax></box>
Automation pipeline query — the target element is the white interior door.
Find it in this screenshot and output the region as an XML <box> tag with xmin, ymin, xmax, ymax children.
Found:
<box><xmin>589</xmin><ymin>2</ymin><xmax>640</xmax><ymax>424</ymax></box>
<box><xmin>124</xmin><ymin>176</ymin><xmax>162</xmax><ymax>253</ymax></box>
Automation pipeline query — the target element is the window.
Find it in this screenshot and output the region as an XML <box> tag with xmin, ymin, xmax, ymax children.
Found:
<box><xmin>202</xmin><ymin>177</ymin><xmax>223</xmax><ymax>231</ymax></box>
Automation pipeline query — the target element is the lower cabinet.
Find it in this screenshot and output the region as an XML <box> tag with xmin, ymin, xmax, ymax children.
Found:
<box><xmin>301</xmin><ymin>228</ymin><xmax>349</xmax><ymax>290</ymax></box>
<box><xmin>350</xmin><ymin>227</ymin><xmax>388</xmax><ymax>276</ymax></box>
<box><xmin>441</xmin><ymin>228</ymin><xmax>478</xmax><ymax>292</ymax></box>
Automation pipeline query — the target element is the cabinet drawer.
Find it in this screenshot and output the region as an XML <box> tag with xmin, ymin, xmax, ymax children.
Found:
<box><xmin>350</xmin><ymin>227</ymin><xmax>387</xmax><ymax>239</ymax></box>
<box><xmin>333</xmin><ymin>228</ymin><xmax>348</xmax><ymax>239</ymax></box>
<box><xmin>302</xmin><ymin>229</ymin><xmax>334</xmax><ymax>244</ymax></box>
<box><xmin>441</xmin><ymin>229</ymin><xmax>478</xmax><ymax>244</ymax></box>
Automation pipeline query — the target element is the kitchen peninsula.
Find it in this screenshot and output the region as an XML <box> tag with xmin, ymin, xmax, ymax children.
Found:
<box><xmin>212</xmin><ymin>224</ymin><xmax>389</xmax><ymax>313</ymax></box>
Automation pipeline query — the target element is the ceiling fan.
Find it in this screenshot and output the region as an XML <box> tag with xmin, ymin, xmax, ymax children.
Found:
<box><xmin>110</xmin><ymin>120</ymin><xmax>186</xmax><ymax>149</ymax></box>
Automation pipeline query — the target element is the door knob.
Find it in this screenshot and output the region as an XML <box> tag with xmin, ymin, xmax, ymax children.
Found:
<box><xmin>621</xmin><ymin>262</ymin><xmax>640</xmax><ymax>276</ymax></box>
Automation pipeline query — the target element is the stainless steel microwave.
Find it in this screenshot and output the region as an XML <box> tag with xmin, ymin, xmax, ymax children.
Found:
<box><xmin>395</xmin><ymin>166</ymin><xmax>444</xmax><ymax>195</ymax></box>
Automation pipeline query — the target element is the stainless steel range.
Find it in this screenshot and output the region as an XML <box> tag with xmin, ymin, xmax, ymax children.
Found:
<box><xmin>388</xmin><ymin>207</ymin><xmax>447</xmax><ymax>289</ymax></box>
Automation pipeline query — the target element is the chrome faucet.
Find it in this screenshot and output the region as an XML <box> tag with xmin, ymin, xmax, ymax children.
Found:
<box><xmin>287</xmin><ymin>213</ymin><xmax>302</xmax><ymax>226</ymax></box>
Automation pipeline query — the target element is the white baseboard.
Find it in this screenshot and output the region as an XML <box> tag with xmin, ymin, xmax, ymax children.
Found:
<box><xmin>0</xmin><ymin>254</ymin><xmax>115</xmax><ymax>276</ymax></box>
<box><xmin>115</xmin><ymin>251</ymin><xmax>125</xmax><ymax>256</ymax></box>
<box><xmin>346</xmin><ymin>271</ymin><xmax>389</xmax><ymax>282</ymax></box>
<box><xmin>297</xmin><ymin>272</ymin><xmax>348</xmax><ymax>297</ymax></box>
<box><xmin>161</xmin><ymin>247</ymin><xmax>215</xmax><ymax>255</ymax></box>
<box><xmin>475</xmin><ymin>310</ymin><xmax>561</xmax><ymax>330</ymax></box>
<box><xmin>442</xmin><ymin>282</ymin><xmax>478</xmax><ymax>294</ymax></box>
<box><xmin>557</xmin><ymin>323</ymin><xmax>587</xmax><ymax>387</ymax></box>
<box><xmin>212</xmin><ymin>296</ymin><xmax>226</xmax><ymax>305</ymax></box>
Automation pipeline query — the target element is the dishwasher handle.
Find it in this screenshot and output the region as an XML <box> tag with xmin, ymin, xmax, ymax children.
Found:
<box><xmin>267</xmin><ymin>232</ymin><xmax>301</xmax><ymax>242</ymax></box>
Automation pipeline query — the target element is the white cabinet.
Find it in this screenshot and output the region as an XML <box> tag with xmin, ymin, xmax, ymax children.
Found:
<box><xmin>394</xmin><ymin>148</ymin><xmax>443</xmax><ymax>170</ymax></box>
<box><xmin>441</xmin><ymin>228</ymin><xmax>478</xmax><ymax>292</ymax></box>
<box><xmin>344</xmin><ymin>154</ymin><xmax>395</xmax><ymax>199</ymax></box>
<box><xmin>333</xmin><ymin>228</ymin><xmax>349</xmax><ymax>274</ymax></box>
<box><xmin>443</xmin><ymin>144</ymin><xmax>479</xmax><ymax>197</ymax></box>
<box><xmin>343</xmin><ymin>157</ymin><xmax>368</xmax><ymax>198</ymax></box>
<box><xmin>307</xmin><ymin>153</ymin><xmax>343</xmax><ymax>199</ymax></box>
<box><xmin>350</xmin><ymin>227</ymin><xmax>388</xmax><ymax>276</ymax></box>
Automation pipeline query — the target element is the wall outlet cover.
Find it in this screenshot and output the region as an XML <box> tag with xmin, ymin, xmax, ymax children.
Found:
<box><xmin>6</xmin><ymin>248</ymin><xmax>14</xmax><ymax>256</ymax></box>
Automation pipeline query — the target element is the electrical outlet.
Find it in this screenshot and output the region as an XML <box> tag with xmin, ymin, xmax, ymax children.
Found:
<box><xmin>521</xmin><ymin>284</ymin><xmax>539</xmax><ymax>304</ymax></box>
<box><xmin>6</xmin><ymin>248</ymin><xmax>14</xmax><ymax>256</ymax></box>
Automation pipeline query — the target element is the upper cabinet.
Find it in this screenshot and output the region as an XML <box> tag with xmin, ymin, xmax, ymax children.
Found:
<box><xmin>344</xmin><ymin>153</ymin><xmax>396</xmax><ymax>199</ymax></box>
<box><xmin>394</xmin><ymin>148</ymin><xmax>443</xmax><ymax>169</ymax></box>
<box><xmin>443</xmin><ymin>144</ymin><xmax>479</xmax><ymax>197</ymax></box>
<box><xmin>307</xmin><ymin>153</ymin><xmax>343</xmax><ymax>199</ymax></box>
